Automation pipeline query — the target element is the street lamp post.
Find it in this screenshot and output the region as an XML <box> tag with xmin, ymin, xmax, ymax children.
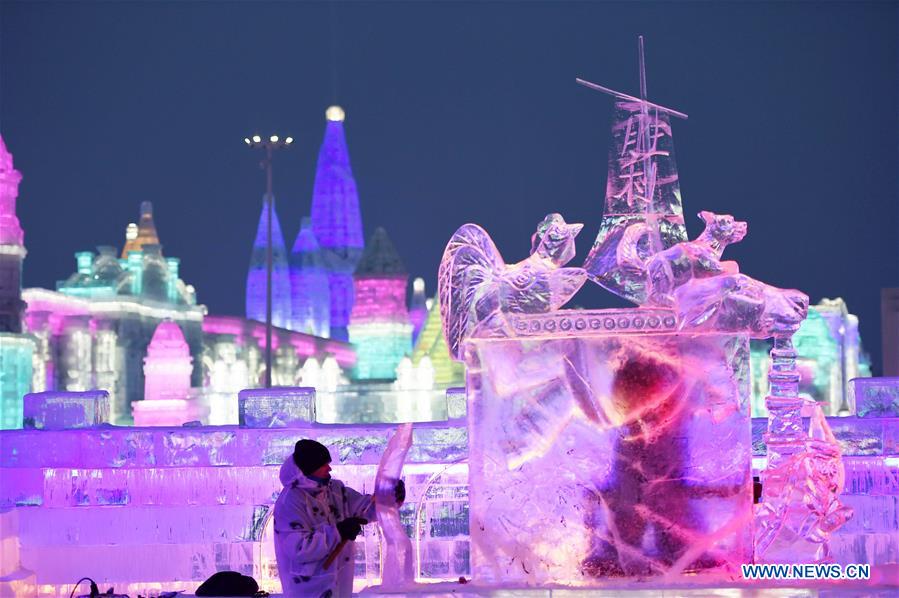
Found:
<box><xmin>245</xmin><ymin>133</ymin><xmax>294</xmax><ymax>388</ymax></box>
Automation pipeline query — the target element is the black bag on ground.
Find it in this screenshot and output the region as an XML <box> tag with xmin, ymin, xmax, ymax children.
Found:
<box><xmin>195</xmin><ymin>571</ymin><xmax>259</xmax><ymax>596</ymax></box>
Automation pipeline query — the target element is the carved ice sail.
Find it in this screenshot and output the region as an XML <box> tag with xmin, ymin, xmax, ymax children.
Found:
<box><xmin>581</xmin><ymin>38</ymin><xmax>688</xmax><ymax>305</ymax></box>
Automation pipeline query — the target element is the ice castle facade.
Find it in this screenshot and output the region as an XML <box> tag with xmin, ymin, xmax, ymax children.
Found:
<box><xmin>18</xmin><ymin>201</ymin><xmax>355</xmax><ymax>426</ymax></box>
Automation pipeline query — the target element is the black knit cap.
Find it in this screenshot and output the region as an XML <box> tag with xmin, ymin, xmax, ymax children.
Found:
<box><xmin>293</xmin><ymin>439</ymin><xmax>332</xmax><ymax>476</ymax></box>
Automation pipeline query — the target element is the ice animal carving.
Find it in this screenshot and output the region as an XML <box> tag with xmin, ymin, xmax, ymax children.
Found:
<box><xmin>438</xmin><ymin>213</ymin><xmax>587</xmax><ymax>359</ymax></box>
<box><xmin>611</xmin><ymin>210</ymin><xmax>808</xmax><ymax>338</ymax></box>
<box><xmin>634</xmin><ymin>211</ymin><xmax>746</xmax><ymax>307</ymax></box>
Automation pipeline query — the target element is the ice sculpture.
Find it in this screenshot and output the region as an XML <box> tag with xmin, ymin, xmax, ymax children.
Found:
<box><xmin>439</xmin><ymin>222</ymin><xmax>753</xmax><ymax>582</ymax></box>
<box><xmin>348</xmin><ymin>227</ymin><xmax>413</xmax><ymax>380</ymax></box>
<box><xmin>438</xmin><ymin>213</ymin><xmax>587</xmax><ymax>360</ymax></box>
<box><xmin>133</xmin><ymin>320</ymin><xmax>204</xmax><ymax>426</ymax></box>
<box><xmin>310</xmin><ymin>106</ymin><xmax>364</xmax><ymax>342</ymax></box>
<box><xmin>456</xmin><ymin>318</ymin><xmax>753</xmax><ymax>583</ymax></box>
<box><xmin>754</xmin><ymin>338</ymin><xmax>853</xmax><ymax>563</ymax></box>
<box><xmin>289</xmin><ymin>217</ymin><xmax>330</xmax><ymax>337</ymax></box>
<box><xmin>375</xmin><ymin>423</ymin><xmax>414</xmax><ymax>588</ymax></box>
<box><xmin>246</xmin><ymin>195</ymin><xmax>292</xmax><ymax>329</ymax></box>
<box><xmin>434</xmin><ymin>37</ymin><xmax>849</xmax><ymax>585</ymax></box>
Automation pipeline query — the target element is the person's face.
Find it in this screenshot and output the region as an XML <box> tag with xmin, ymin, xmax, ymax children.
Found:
<box><xmin>311</xmin><ymin>461</ymin><xmax>332</xmax><ymax>479</ymax></box>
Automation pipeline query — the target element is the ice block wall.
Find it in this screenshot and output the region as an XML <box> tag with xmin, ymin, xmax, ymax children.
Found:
<box><xmin>0</xmin><ymin>409</ymin><xmax>468</xmax><ymax>596</ymax></box>
<box><xmin>464</xmin><ymin>310</ymin><xmax>753</xmax><ymax>585</ymax></box>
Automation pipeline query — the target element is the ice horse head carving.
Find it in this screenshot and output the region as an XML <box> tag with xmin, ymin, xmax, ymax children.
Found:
<box><xmin>438</xmin><ymin>213</ymin><xmax>587</xmax><ymax>360</ymax></box>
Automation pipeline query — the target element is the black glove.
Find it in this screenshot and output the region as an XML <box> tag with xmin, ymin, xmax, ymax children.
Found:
<box><xmin>336</xmin><ymin>517</ymin><xmax>367</xmax><ymax>541</ymax></box>
<box><xmin>394</xmin><ymin>479</ymin><xmax>406</xmax><ymax>505</ymax></box>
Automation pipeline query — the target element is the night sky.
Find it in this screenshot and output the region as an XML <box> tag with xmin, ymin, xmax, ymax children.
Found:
<box><xmin>1</xmin><ymin>1</ymin><xmax>896</xmax><ymax>373</ymax></box>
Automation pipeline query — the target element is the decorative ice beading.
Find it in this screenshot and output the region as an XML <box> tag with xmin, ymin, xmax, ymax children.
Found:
<box><xmin>437</xmin><ymin>38</ymin><xmax>851</xmax><ymax>585</ymax></box>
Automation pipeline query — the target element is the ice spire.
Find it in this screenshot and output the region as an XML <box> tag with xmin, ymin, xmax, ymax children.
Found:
<box><xmin>348</xmin><ymin>227</ymin><xmax>412</xmax><ymax>380</ymax></box>
<box><xmin>579</xmin><ymin>37</ymin><xmax>689</xmax><ymax>305</ymax></box>
<box><xmin>309</xmin><ymin>105</ymin><xmax>364</xmax><ymax>341</ymax></box>
<box><xmin>289</xmin><ymin>217</ymin><xmax>331</xmax><ymax>337</ymax></box>
<box><xmin>121</xmin><ymin>201</ymin><xmax>161</xmax><ymax>258</ymax></box>
<box><xmin>246</xmin><ymin>196</ymin><xmax>292</xmax><ymax>329</ymax></box>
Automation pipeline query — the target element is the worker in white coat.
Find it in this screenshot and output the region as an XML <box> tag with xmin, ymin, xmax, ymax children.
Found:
<box><xmin>273</xmin><ymin>439</ymin><xmax>405</xmax><ymax>597</ymax></box>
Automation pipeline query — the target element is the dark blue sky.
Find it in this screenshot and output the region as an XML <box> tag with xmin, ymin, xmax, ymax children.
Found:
<box><xmin>2</xmin><ymin>1</ymin><xmax>896</xmax><ymax>372</ymax></box>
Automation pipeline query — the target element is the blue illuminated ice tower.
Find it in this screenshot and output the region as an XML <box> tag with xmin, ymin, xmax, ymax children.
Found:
<box><xmin>289</xmin><ymin>217</ymin><xmax>330</xmax><ymax>337</ymax></box>
<box><xmin>246</xmin><ymin>197</ymin><xmax>292</xmax><ymax>329</ymax></box>
<box><xmin>309</xmin><ymin>106</ymin><xmax>364</xmax><ymax>342</ymax></box>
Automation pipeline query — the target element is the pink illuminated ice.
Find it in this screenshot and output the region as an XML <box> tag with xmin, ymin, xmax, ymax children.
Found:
<box><xmin>464</xmin><ymin>331</ymin><xmax>753</xmax><ymax>584</ymax></box>
<box><xmin>133</xmin><ymin>320</ymin><xmax>203</xmax><ymax>425</ymax></box>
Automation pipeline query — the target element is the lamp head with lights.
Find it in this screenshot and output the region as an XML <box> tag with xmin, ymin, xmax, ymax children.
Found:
<box><xmin>244</xmin><ymin>134</ymin><xmax>294</xmax><ymax>149</ymax></box>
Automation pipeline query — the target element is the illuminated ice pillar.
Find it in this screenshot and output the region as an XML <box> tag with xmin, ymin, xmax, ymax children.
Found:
<box><xmin>246</xmin><ymin>196</ymin><xmax>292</xmax><ymax>329</ymax></box>
<box><xmin>0</xmin><ymin>333</ymin><xmax>33</xmax><ymax>429</ymax></box>
<box><xmin>348</xmin><ymin>227</ymin><xmax>412</xmax><ymax>380</ymax></box>
<box><xmin>93</xmin><ymin>320</ymin><xmax>119</xmax><ymax>422</ymax></box>
<box><xmin>0</xmin><ymin>134</ymin><xmax>26</xmax><ymax>334</ymax></box>
<box><xmin>289</xmin><ymin>217</ymin><xmax>330</xmax><ymax>337</ymax></box>
<box><xmin>409</xmin><ymin>277</ymin><xmax>428</xmax><ymax>343</ymax></box>
<box><xmin>310</xmin><ymin>106</ymin><xmax>364</xmax><ymax>342</ymax></box>
<box><xmin>133</xmin><ymin>320</ymin><xmax>202</xmax><ymax>425</ymax></box>
<box><xmin>59</xmin><ymin>315</ymin><xmax>93</xmax><ymax>391</ymax></box>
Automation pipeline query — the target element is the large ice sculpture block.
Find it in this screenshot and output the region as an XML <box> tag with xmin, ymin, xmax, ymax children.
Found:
<box><xmin>237</xmin><ymin>387</ymin><xmax>315</xmax><ymax>428</ymax></box>
<box><xmin>853</xmin><ymin>377</ymin><xmax>899</xmax><ymax>418</ymax></box>
<box><xmin>463</xmin><ymin>318</ymin><xmax>752</xmax><ymax>584</ymax></box>
<box><xmin>22</xmin><ymin>390</ymin><xmax>109</xmax><ymax>429</ymax></box>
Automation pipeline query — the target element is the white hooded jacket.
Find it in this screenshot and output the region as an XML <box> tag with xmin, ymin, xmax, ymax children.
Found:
<box><xmin>273</xmin><ymin>456</ymin><xmax>376</xmax><ymax>597</ymax></box>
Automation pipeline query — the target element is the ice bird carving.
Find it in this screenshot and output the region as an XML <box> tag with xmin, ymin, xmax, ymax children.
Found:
<box><xmin>438</xmin><ymin>213</ymin><xmax>587</xmax><ymax>360</ymax></box>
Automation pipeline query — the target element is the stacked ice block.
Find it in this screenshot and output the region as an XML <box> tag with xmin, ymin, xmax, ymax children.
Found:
<box><xmin>464</xmin><ymin>311</ymin><xmax>753</xmax><ymax>585</ymax></box>
<box><xmin>0</xmin><ymin>388</ymin><xmax>468</xmax><ymax>596</ymax></box>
